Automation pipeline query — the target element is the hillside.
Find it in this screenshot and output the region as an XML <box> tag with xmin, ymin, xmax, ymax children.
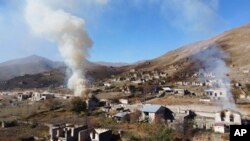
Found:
<box><xmin>0</xmin><ymin>61</ymin><xmax>120</xmax><ymax>90</ymax></box>
<box><xmin>0</xmin><ymin>55</ymin><xmax>63</xmax><ymax>81</ymax></box>
<box><xmin>155</xmin><ymin>24</ymin><xmax>250</xmax><ymax>69</ymax></box>
<box><xmin>1</xmin><ymin>24</ymin><xmax>250</xmax><ymax>90</ymax></box>
<box><xmin>121</xmin><ymin>24</ymin><xmax>250</xmax><ymax>83</ymax></box>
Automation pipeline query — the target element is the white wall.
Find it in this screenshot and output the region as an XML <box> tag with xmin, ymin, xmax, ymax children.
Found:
<box><xmin>214</xmin><ymin>126</ymin><xmax>225</xmax><ymax>133</ymax></box>
<box><xmin>215</xmin><ymin>111</ymin><xmax>241</xmax><ymax>125</ymax></box>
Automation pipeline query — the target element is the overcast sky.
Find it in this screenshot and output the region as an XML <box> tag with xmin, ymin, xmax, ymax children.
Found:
<box><xmin>0</xmin><ymin>0</ymin><xmax>250</xmax><ymax>63</ymax></box>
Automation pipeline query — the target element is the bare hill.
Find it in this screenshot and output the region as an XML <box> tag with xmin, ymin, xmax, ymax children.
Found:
<box><xmin>0</xmin><ymin>55</ymin><xmax>63</xmax><ymax>81</ymax></box>
<box><xmin>0</xmin><ymin>61</ymin><xmax>120</xmax><ymax>90</ymax></box>
<box><xmin>124</xmin><ymin>24</ymin><xmax>250</xmax><ymax>78</ymax></box>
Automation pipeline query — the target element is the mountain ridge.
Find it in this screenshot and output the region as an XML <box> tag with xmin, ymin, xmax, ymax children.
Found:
<box><xmin>1</xmin><ymin>24</ymin><xmax>250</xmax><ymax>89</ymax></box>
<box><xmin>0</xmin><ymin>55</ymin><xmax>63</xmax><ymax>81</ymax></box>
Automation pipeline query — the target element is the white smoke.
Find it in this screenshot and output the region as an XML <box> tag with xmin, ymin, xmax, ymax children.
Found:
<box><xmin>25</xmin><ymin>0</ymin><xmax>92</xmax><ymax>96</ymax></box>
<box><xmin>193</xmin><ymin>44</ymin><xmax>236</xmax><ymax>109</ymax></box>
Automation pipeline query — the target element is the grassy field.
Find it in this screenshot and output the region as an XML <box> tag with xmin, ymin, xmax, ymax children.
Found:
<box><xmin>0</xmin><ymin>123</ymin><xmax>49</xmax><ymax>141</ymax></box>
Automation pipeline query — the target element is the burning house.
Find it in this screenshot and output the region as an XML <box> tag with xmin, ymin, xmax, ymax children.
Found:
<box><xmin>214</xmin><ymin>109</ymin><xmax>242</xmax><ymax>133</ymax></box>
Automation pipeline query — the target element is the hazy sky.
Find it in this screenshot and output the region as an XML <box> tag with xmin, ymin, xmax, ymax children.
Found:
<box><xmin>0</xmin><ymin>0</ymin><xmax>250</xmax><ymax>63</ymax></box>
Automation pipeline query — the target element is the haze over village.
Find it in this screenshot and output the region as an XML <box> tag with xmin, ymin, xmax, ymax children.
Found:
<box><xmin>0</xmin><ymin>0</ymin><xmax>250</xmax><ymax>141</ymax></box>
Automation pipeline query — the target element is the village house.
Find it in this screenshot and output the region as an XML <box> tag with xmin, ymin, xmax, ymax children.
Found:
<box><xmin>237</xmin><ymin>94</ymin><xmax>250</xmax><ymax>104</ymax></box>
<box><xmin>140</xmin><ymin>104</ymin><xmax>173</xmax><ymax>123</ymax></box>
<box><xmin>167</xmin><ymin>106</ymin><xmax>211</xmax><ymax>129</ymax></box>
<box><xmin>204</xmin><ymin>72</ymin><xmax>215</xmax><ymax>78</ymax></box>
<box><xmin>173</xmin><ymin>89</ymin><xmax>186</xmax><ymax>95</ymax></box>
<box><xmin>193</xmin><ymin>115</ymin><xmax>214</xmax><ymax>130</ymax></box>
<box><xmin>204</xmin><ymin>88</ymin><xmax>227</xmax><ymax>100</ymax></box>
<box><xmin>158</xmin><ymin>86</ymin><xmax>173</xmax><ymax>95</ymax></box>
<box><xmin>175</xmin><ymin>81</ymin><xmax>189</xmax><ymax>86</ymax></box>
<box><xmin>162</xmin><ymin>87</ymin><xmax>173</xmax><ymax>92</ymax></box>
<box><xmin>159</xmin><ymin>72</ymin><xmax>167</xmax><ymax>78</ymax></box>
<box><xmin>1</xmin><ymin>120</ymin><xmax>16</xmax><ymax>128</ymax></box>
<box><xmin>17</xmin><ymin>92</ymin><xmax>32</xmax><ymax>101</ymax></box>
<box><xmin>191</xmin><ymin>110</ymin><xmax>216</xmax><ymax>130</ymax></box>
<box><xmin>90</xmin><ymin>129</ymin><xmax>112</xmax><ymax>141</ymax></box>
<box><xmin>49</xmin><ymin>124</ymin><xmax>89</xmax><ymax>141</ymax></box>
<box><xmin>191</xmin><ymin>81</ymin><xmax>204</xmax><ymax>86</ymax></box>
<box><xmin>214</xmin><ymin>109</ymin><xmax>242</xmax><ymax>133</ymax></box>
<box><xmin>104</xmin><ymin>83</ymin><xmax>112</xmax><ymax>88</ymax></box>
<box><xmin>31</xmin><ymin>92</ymin><xmax>54</xmax><ymax>102</ymax></box>
<box><xmin>119</xmin><ymin>99</ymin><xmax>129</xmax><ymax>105</ymax></box>
<box><xmin>171</xmin><ymin>108</ymin><xmax>193</xmax><ymax>126</ymax></box>
<box><xmin>49</xmin><ymin>124</ymin><xmax>114</xmax><ymax>141</ymax></box>
<box><xmin>205</xmin><ymin>80</ymin><xmax>214</xmax><ymax>87</ymax></box>
<box><xmin>153</xmin><ymin>74</ymin><xmax>160</xmax><ymax>79</ymax></box>
<box><xmin>113</xmin><ymin>112</ymin><xmax>130</xmax><ymax>123</ymax></box>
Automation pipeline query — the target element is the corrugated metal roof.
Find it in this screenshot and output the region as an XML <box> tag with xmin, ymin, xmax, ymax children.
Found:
<box><xmin>142</xmin><ymin>104</ymin><xmax>161</xmax><ymax>113</ymax></box>
<box><xmin>114</xmin><ymin>112</ymin><xmax>129</xmax><ymax>118</ymax></box>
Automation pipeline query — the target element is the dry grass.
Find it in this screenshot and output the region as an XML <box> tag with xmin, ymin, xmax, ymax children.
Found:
<box><xmin>0</xmin><ymin>123</ymin><xmax>48</xmax><ymax>140</ymax></box>
<box><xmin>96</xmin><ymin>92</ymin><xmax>128</xmax><ymax>100</ymax></box>
<box><xmin>26</xmin><ymin>108</ymin><xmax>80</xmax><ymax>123</ymax></box>
<box><xmin>147</xmin><ymin>95</ymin><xmax>202</xmax><ymax>105</ymax></box>
<box><xmin>0</xmin><ymin>101</ymin><xmax>47</xmax><ymax>121</ymax></box>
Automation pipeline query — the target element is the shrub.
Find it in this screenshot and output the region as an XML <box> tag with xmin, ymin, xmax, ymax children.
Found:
<box><xmin>146</xmin><ymin>127</ymin><xmax>174</xmax><ymax>141</ymax></box>
<box><xmin>70</xmin><ymin>97</ymin><xmax>87</xmax><ymax>114</ymax></box>
<box><xmin>45</xmin><ymin>99</ymin><xmax>62</xmax><ymax>110</ymax></box>
<box><xmin>123</xmin><ymin>132</ymin><xmax>140</xmax><ymax>141</ymax></box>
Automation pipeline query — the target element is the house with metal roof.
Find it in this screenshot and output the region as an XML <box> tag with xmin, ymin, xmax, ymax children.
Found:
<box><xmin>140</xmin><ymin>104</ymin><xmax>172</xmax><ymax>123</ymax></box>
<box><xmin>113</xmin><ymin>112</ymin><xmax>130</xmax><ymax>123</ymax></box>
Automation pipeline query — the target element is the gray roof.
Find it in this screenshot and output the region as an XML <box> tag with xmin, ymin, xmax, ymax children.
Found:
<box><xmin>114</xmin><ymin>112</ymin><xmax>129</xmax><ymax>118</ymax></box>
<box><xmin>142</xmin><ymin>104</ymin><xmax>162</xmax><ymax>113</ymax></box>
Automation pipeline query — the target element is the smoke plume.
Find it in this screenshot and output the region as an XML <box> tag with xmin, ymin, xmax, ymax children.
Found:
<box><xmin>25</xmin><ymin>0</ymin><xmax>92</xmax><ymax>96</ymax></box>
<box><xmin>193</xmin><ymin>44</ymin><xmax>236</xmax><ymax>109</ymax></box>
